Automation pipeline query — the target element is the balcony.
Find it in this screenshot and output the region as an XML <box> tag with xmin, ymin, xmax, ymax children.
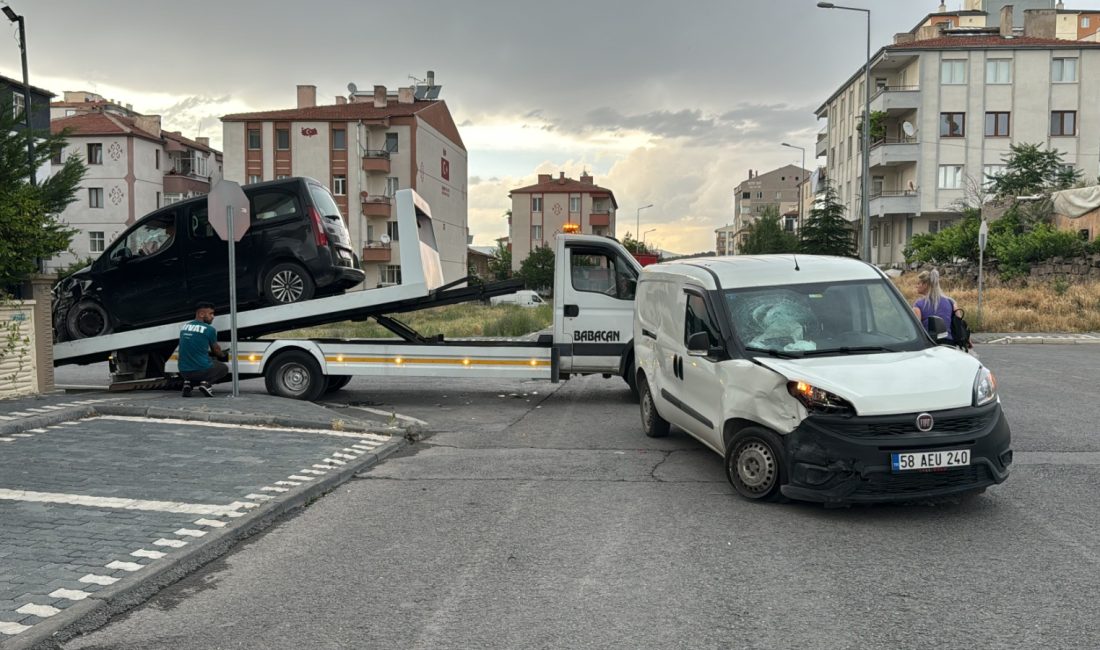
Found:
<box><xmin>589</xmin><ymin>212</ymin><xmax>610</xmax><ymax>227</ymax></box>
<box><xmin>869</xmin><ymin>190</ymin><xmax>919</xmax><ymax>217</ymax></box>
<box><xmin>361</xmin><ymin>149</ymin><xmax>391</xmax><ymax>174</ymax></box>
<box><xmin>360</xmin><ymin>194</ymin><xmax>392</xmax><ymax>218</ymax></box>
<box><xmin>869</xmin><ymin>136</ymin><xmax>919</xmax><ymax>170</ymax></box>
<box><xmin>869</xmin><ymin>85</ymin><xmax>921</xmax><ymax>115</ymax></box>
<box><xmin>361</xmin><ymin>241</ymin><xmax>392</xmax><ymax>263</ymax></box>
<box><xmin>816</xmin><ymin>129</ymin><xmax>828</xmax><ymax>158</ymax></box>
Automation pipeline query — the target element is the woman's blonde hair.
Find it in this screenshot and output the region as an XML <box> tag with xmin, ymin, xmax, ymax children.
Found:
<box><xmin>918</xmin><ymin>268</ymin><xmax>946</xmax><ymax>311</ymax></box>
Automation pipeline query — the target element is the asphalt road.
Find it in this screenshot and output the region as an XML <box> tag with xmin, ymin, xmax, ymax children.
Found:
<box><xmin>63</xmin><ymin>345</ymin><xmax>1100</xmax><ymax>649</ymax></box>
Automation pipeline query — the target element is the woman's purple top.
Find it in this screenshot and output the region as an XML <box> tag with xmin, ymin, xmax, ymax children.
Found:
<box><xmin>915</xmin><ymin>295</ymin><xmax>955</xmax><ymax>342</ymax></box>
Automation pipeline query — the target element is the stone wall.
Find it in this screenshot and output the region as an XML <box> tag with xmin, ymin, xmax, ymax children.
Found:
<box><xmin>0</xmin><ymin>301</ymin><xmax>37</xmax><ymax>400</ymax></box>
<box><xmin>922</xmin><ymin>254</ymin><xmax>1100</xmax><ymax>284</ymax></box>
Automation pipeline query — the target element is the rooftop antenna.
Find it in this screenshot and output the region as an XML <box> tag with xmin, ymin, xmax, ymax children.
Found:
<box><xmin>793</xmin><ymin>253</ymin><xmax>800</xmax><ymax>271</ymax></box>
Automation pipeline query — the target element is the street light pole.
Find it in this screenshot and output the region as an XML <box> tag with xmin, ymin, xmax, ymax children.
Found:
<box><xmin>636</xmin><ymin>203</ymin><xmax>653</xmax><ymax>241</ymax></box>
<box><xmin>781</xmin><ymin>142</ymin><xmax>806</xmax><ymax>232</ymax></box>
<box><xmin>4</xmin><ymin>5</ymin><xmax>35</xmax><ymax>186</ymax></box>
<box><xmin>642</xmin><ymin>228</ymin><xmax>656</xmax><ymax>250</ymax></box>
<box><xmin>818</xmin><ymin>2</ymin><xmax>871</xmax><ymax>262</ymax></box>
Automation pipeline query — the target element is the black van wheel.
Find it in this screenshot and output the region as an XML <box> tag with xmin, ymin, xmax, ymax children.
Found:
<box><xmin>265</xmin><ymin>350</ymin><xmax>326</xmax><ymax>401</ymax></box>
<box><xmin>263</xmin><ymin>263</ymin><xmax>315</xmax><ymax>305</ymax></box>
<box><xmin>725</xmin><ymin>427</ymin><xmax>787</xmax><ymax>502</ymax></box>
<box><xmin>324</xmin><ymin>375</ymin><xmax>352</xmax><ymax>393</ymax></box>
<box><xmin>66</xmin><ymin>300</ymin><xmax>113</xmax><ymax>339</ymax></box>
<box><xmin>623</xmin><ymin>356</ymin><xmax>639</xmax><ymax>401</ymax></box>
<box><xmin>639</xmin><ymin>375</ymin><xmax>670</xmax><ymax>438</ymax></box>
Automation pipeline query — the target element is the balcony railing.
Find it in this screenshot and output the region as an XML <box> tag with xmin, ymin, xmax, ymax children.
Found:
<box><xmin>362</xmin><ymin>149</ymin><xmax>391</xmax><ymax>159</ymax></box>
<box><xmin>361</xmin><ymin>241</ymin><xmax>392</xmax><ymax>263</ymax></box>
<box><xmin>869</xmin><ymin>189</ymin><xmax>919</xmax><ymax>216</ymax></box>
<box><xmin>869</xmin><ymin>85</ymin><xmax>921</xmax><ymax>114</ymax></box>
<box><xmin>360</xmin><ymin>194</ymin><xmax>393</xmax><ymax>218</ymax></box>
<box><xmin>869</xmin><ymin>136</ymin><xmax>919</xmax><ymax>169</ymax></box>
<box><xmin>361</xmin><ymin>149</ymin><xmax>392</xmax><ymax>173</ymax></box>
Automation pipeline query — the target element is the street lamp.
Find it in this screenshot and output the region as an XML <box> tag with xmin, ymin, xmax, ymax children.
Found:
<box><xmin>781</xmin><ymin>142</ymin><xmax>806</xmax><ymax>231</ymax></box>
<box><xmin>635</xmin><ymin>203</ymin><xmax>654</xmax><ymax>241</ymax></box>
<box><xmin>4</xmin><ymin>4</ymin><xmax>35</xmax><ymax>186</ymax></box>
<box><xmin>818</xmin><ymin>1</ymin><xmax>871</xmax><ymax>262</ymax></box>
<box><xmin>642</xmin><ymin>228</ymin><xmax>656</xmax><ymax>250</ymax></box>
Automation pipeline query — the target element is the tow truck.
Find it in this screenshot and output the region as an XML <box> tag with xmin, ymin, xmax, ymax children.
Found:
<box><xmin>54</xmin><ymin>189</ymin><xmax>642</xmax><ymax>401</ymax></box>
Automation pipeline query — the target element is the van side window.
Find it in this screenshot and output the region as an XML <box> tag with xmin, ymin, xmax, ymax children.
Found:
<box><xmin>570</xmin><ymin>250</ymin><xmax>637</xmax><ymax>300</ymax></box>
<box><xmin>189</xmin><ymin>205</ymin><xmax>216</xmax><ymax>240</ymax></box>
<box><xmin>685</xmin><ymin>294</ymin><xmax>722</xmax><ymax>348</ymax></box>
<box><xmin>251</xmin><ymin>189</ymin><xmax>302</xmax><ymax>222</ymax></box>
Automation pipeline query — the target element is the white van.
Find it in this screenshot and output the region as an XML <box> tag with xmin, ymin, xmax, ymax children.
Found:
<box><xmin>633</xmin><ymin>254</ymin><xmax>1012</xmax><ymax>505</ymax></box>
<box><xmin>490</xmin><ymin>289</ymin><xmax>546</xmax><ymax>308</ymax></box>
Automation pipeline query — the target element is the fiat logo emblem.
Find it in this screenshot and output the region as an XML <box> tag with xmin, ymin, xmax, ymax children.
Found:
<box><xmin>916</xmin><ymin>413</ymin><xmax>934</xmax><ymax>432</ymax></box>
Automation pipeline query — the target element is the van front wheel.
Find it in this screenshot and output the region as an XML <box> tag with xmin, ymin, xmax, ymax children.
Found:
<box><xmin>639</xmin><ymin>375</ymin><xmax>670</xmax><ymax>438</ymax></box>
<box><xmin>725</xmin><ymin>427</ymin><xmax>787</xmax><ymax>502</ymax></box>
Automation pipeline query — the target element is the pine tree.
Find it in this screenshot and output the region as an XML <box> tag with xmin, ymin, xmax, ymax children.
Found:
<box><xmin>799</xmin><ymin>182</ymin><xmax>856</xmax><ymax>257</ymax></box>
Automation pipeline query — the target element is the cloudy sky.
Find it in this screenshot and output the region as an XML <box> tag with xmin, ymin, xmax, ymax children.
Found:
<box><xmin>0</xmin><ymin>1</ymin><xmax>1078</xmax><ymax>252</ymax></box>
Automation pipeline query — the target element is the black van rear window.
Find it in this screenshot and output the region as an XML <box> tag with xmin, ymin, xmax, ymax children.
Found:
<box><xmin>251</xmin><ymin>190</ymin><xmax>301</xmax><ymax>222</ymax></box>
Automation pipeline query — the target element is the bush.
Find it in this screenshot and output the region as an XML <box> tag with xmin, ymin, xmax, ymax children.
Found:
<box><xmin>991</xmin><ymin>223</ymin><xmax>1085</xmax><ymax>279</ymax></box>
<box><xmin>905</xmin><ymin>210</ymin><xmax>980</xmax><ymax>265</ymax></box>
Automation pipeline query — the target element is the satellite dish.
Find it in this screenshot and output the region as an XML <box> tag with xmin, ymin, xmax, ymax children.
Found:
<box><xmin>347</xmin><ymin>82</ymin><xmax>358</xmax><ymax>94</ymax></box>
<box><xmin>380</xmin><ymin>233</ymin><xmax>391</xmax><ymax>244</ymax></box>
<box><xmin>902</xmin><ymin>121</ymin><xmax>915</xmax><ymax>137</ymax></box>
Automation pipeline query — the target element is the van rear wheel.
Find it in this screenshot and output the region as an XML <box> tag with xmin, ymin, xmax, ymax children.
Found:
<box><xmin>265</xmin><ymin>350</ymin><xmax>326</xmax><ymax>401</ymax></box>
<box><xmin>639</xmin><ymin>375</ymin><xmax>670</xmax><ymax>438</ymax></box>
<box><xmin>725</xmin><ymin>427</ymin><xmax>787</xmax><ymax>502</ymax></box>
<box><xmin>263</xmin><ymin>262</ymin><xmax>315</xmax><ymax>305</ymax></box>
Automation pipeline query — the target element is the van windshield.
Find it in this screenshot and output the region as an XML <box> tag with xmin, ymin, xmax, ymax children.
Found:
<box><xmin>722</xmin><ymin>279</ymin><xmax>927</xmax><ymax>357</ymax></box>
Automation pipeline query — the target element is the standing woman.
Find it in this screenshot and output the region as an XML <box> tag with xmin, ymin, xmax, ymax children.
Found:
<box><xmin>914</xmin><ymin>268</ymin><xmax>955</xmax><ymax>345</ymax></box>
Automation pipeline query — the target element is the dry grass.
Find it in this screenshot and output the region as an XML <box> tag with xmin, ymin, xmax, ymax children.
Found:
<box><xmin>281</xmin><ymin>303</ymin><xmax>553</xmax><ymax>339</ymax></box>
<box><xmin>893</xmin><ymin>274</ymin><xmax>1100</xmax><ymax>333</ymax></box>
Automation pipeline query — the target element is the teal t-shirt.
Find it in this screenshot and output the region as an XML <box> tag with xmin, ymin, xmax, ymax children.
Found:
<box><xmin>179</xmin><ymin>320</ymin><xmax>216</xmax><ymax>372</ymax></box>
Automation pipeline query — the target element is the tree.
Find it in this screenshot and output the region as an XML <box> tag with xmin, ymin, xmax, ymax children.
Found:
<box><xmin>740</xmin><ymin>205</ymin><xmax>799</xmax><ymax>255</ymax></box>
<box><xmin>487</xmin><ymin>242</ymin><xmax>512</xmax><ymax>280</ymax></box>
<box><xmin>620</xmin><ymin>231</ymin><xmax>647</xmax><ymax>255</ymax></box>
<box><xmin>0</xmin><ymin>98</ymin><xmax>86</xmax><ymax>289</ymax></box>
<box><xmin>518</xmin><ymin>244</ymin><xmax>554</xmax><ymax>293</ymax></box>
<box><xmin>987</xmin><ymin>142</ymin><xmax>1082</xmax><ymax>199</ymax></box>
<box><xmin>799</xmin><ymin>182</ymin><xmax>856</xmax><ymax>257</ymax></box>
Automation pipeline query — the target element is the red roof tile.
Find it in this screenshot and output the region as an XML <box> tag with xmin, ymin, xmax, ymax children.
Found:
<box><xmin>50</xmin><ymin>112</ymin><xmax>161</xmax><ymax>142</ymax></box>
<box><xmin>890</xmin><ymin>35</ymin><xmax>1100</xmax><ymax>50</ymax></box>
<box><xmin>221</xmin><ymin>99</ymin><xmax>438</xmax><ymax>122</ymax></box>
<box><xmin>162</xmin><ymin>130</ymin><xmax>220</xmax><ymax>155</ymax></box>
<box><xmin>510</xmin><ymin>178</ymin><xmax>619</xmax><ymax>208</ymax></box>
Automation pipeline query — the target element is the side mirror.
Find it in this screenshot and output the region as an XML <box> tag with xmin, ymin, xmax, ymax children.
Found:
<box><xmin>926</xmin><ymin>315</ymin><xmax>949</xmax><ymax>340</ymax></box>
<box><xmin>687</xmin><ymin>331</ymin><xmax>710</xmax><ymax>356</ymax></box>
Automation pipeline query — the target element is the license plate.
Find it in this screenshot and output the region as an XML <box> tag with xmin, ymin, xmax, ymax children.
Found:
<box><xmin>891</xmin><ymin>449</ymin><xmax>970</xmax><ymax>472</ymax></box>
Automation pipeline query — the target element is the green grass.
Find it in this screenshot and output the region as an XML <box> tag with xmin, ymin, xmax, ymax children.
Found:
<box><xmin>282</xmin><ymin>303</ymin><xmax>553</xmax><ymax>339</ymax></box>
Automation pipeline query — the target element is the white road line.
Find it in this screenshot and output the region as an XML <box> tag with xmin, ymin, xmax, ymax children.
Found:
<box><xmin>260</xmin><ymin>486</ymin><xmax>289</xmax><ymax>493</ymax></box>
<box><xmin>105</xmin><ymin>560</ymin><xmax>144</xmax><ymax>572</ymax></box>
<box><xmin>274</xmin><ymin>480</ymin><xmax>301</xmax><ymax>487</ymax></box>
<box><xmin>175</xmin><ymin>528</ymin><xmax>207</xmax><ymax>537</ymax></box>
<box><xmin>231</xmin><ymin>500</ymin><xmax>260</xmax><ymax>509</ymax></box>
<box><xmin>328</xmin><ymin>403</ymin><xmax>429</xmax><ymax>427</ymax></box>
<box><xmin>194</xmin><ymin>518</ymin><xmax>227</xmax><ymax>528</ymax></box>
<box><xmin>27</xmin><ymin>428</ymin><xmax>47</xmax><ymax>433</ymax></box>
<box><xmin>153</xmin><ymin>538</ymin><xmax>188</xmax><ymax>548</ymax></box>
<box><xmin>17</xmin><ymin>603</ymin><xmax>60</xmax><ymax>618</ymax></box>
<box><xmin>224</xmin><ymin>510</ymin><xmax>246</xmax><ymax>518</ymax></box>
<box><xmin>300</xmin><ymin>469</ymin><xmax>326</xmax><ymax>475</ymax></box>
<box><xmin>131</xmin><ymin>549</ymin><xmax>166</xmax><ymax>559</ymax></box>
<box><xmin>0</xmin><ymin>414</ymin><xmax>12</xmax><ymax>420</ymax></box>
<box><xmin>91</xmin><ymin>415</ymin><xmax>380</xmax><ymax>438</ymax></box>
<box><xmin>41</xmin><ymin>405</ymin><xmax>65</xmax><ymax>411</ymax></box>
<box><xmin>12</xmin><ymin>433</ymin><xmax>34</xmax><ymax>437</ymax></box>
<box><xmin>351</xmin><ymin>444</ymin><xmax>375</xmax><ymax>451</ymax></box>
<box><xmin>79</xmin><ymin>574</ymin><xmax>119</xmax><ymax>586</ymax></box>
<box><xmin>339</xmin><ymin>448</ymin><xmax>363</xmax><ymax>454</ymax></box>
<box><xmin>322</xmin><ymin>458</ymin><xmax>347</xmax><ymax>466</ymax></box>
<box><xmin>312</xmin><ymin>464</ymin><xmax>335</xmax><ymax>470</ymax></box>
<box><xmin>0</xmin><ymin>621</ymin><xmax>32</xmax><ymax>635</ymax></box>
<box><xmin>244</xmin><ymin>493</ymin><xmax>274</xmax><ymax>501</ymax></box>
<box><xmin>288</xmin><ymin>475</ymin><xmax>313</xmax><ymax>481</ymax></box>
<box><xmin>50</xmin><ymin>588</ymin><xmax>91</xmax><ymax>601</ymax></box>
<box><xmin>9</xmin><ymin>411</ymin><xmax>33</xmax><ymax>417</ymax></box>
<box><xmin>0</xmin><ymin>438</ymin><xmax>14</xmax><ymax>442</ymax></box>
<box><xmin>0</xmin><ymin>489</ymin><xmax>246</xmax><ymax>516</ymax></box>
<box><xmin>24</xmin><ymin>408</ymin><xmax>48</xmax><ymax>413</ymax></box>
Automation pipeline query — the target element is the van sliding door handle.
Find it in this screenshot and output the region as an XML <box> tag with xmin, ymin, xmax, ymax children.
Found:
<box><xmin>642</xmin><ymin>328</ymin><xmax>657</xmax><ymax>340</ymax></box>
<box><xmin>564</xmin><ymin>304</ymin><xmax>579</xmax><ymax>318</ymax></box>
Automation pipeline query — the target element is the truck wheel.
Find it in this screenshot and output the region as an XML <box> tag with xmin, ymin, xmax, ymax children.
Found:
<box><xmin>66</xmin><ymin>300</ymin><xmax>113</xmax><ymax>339</ymax></box>
<box><xmin>639</xmin><ymin>375</ymin><xmax>670</xmax><ymax>438</ymax></box>
<box><xmin>265</xmin><ymin>350</ymin><xmax>326</xmax><ymax>401</ymax></box>
<box><xmin>725</xmin><ymin>427</ymin><xmax>787</xmax><ymax>502</ymax></box>
<box><xmin>324</xmin><ymin>375</ymin><xmax>352</xmax><ymax>393</ymax></box>
<box><xmin>262</xmin><ymin>262</ymin><xmax>315</xmax><ymax>305</ymax></box>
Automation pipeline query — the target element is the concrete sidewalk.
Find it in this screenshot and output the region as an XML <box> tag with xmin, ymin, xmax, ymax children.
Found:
<box><xmin>0</xmin><ymin>389</ymin><xmax>409</xmax><ymax>650</ymax></box>
<box><xmin>973</xmin><ymin>332</ymin><xmax>1100</xmax><ymax>344</ymax></box>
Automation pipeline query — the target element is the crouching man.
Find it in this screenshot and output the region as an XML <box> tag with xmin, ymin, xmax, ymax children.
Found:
<box><xmin>179</xmin><ymin>301</ymin><xmax>229</xmax><ymax>397</ymax></box>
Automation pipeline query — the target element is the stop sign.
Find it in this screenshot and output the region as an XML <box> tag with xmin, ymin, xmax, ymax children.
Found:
<box><xmin>207</xmin><ymin>180</ymin><xmax>251</xmax><ymax>242</ymax></box>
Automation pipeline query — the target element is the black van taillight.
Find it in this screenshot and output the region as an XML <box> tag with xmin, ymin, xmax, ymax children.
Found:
<box><xmin>309</xmin><ymin>206</ymin><xmax>329</xmax><ymax>247</ymax></box>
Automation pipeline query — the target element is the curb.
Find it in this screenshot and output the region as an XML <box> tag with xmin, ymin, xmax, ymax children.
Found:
<box><xmin>981</xmin><ymin>336</ymin><xmax>1100</xmax><ymax>345</ymax></box>
<box><xmin>2</xmin><ymin>407</ymin><xmax>409</xmax><ymax>650</ymax></box>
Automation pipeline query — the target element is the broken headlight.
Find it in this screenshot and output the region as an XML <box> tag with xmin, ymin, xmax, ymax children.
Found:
<box><xmin>973</xmin><ymin>367</ymin><xmax>997</xmax><ymax>406</ymax></box>
<box><xmin>787</xmin><ymin>380</ymin><xmax>855</xmax><ymax>415</ymax></box>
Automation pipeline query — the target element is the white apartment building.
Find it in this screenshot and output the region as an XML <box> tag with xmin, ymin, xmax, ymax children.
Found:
<box><xmin>816</xmin><ymin>6</ymin><xmax>1100</xmax><ymax>267</ymax></box>
<box><xmin>221</xmin><ymin>78</ymin><xmax>468</xmax><ymax>286</ymax></box>
<box><xmin>48</xmin><ymin>109</ymin><xmax>223</xmax><ymax>270</ymax></box>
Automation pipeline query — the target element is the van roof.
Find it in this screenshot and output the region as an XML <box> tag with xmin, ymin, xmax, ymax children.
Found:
<box><xmin>642</xmin><ymin>255</ymin><xmax>882</xmax><ymax>290</ymax></box>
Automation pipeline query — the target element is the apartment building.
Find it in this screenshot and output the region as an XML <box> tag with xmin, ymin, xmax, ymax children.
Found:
<box><xmin>48</xmin><ymin>107</ymin><xmax>223</xmax><ymax>270</ymax></box>
<box><xmin>508</xmin><ymin>172</ymin><xmax>617</xmax><ymax>271</ymax></box>
<box><xmin>815</xmin><ymin>7</ymin><xmax>1100</xmax><ymax>267</ymax></box>
<box><xmin>914</xmin><ymin>1</ymin><xmax>1100</xmax><ymax>42</ymax></box>
<box><xmin>221</xmin><ymin>77</ymin><xmax>468</xmax><ymax>286</ymax></box>
<box><xmin>729</xmin><ymin>165</ymin><xmax>807</xmax><ymax>254</ymax></box>
<box><xmin>715</xmin><ymin>224</ymin><xmax>737</xmax><ymax>256</ymax></box>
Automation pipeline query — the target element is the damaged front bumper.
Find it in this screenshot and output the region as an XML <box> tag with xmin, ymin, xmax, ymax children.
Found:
<box><xmin>780</xmin><ymin>402</ymin><xmax>1012</xmax><ymax>504</ymax></box>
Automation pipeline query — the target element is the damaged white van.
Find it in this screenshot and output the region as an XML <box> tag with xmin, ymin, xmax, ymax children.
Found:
<box><xmin>633</xmin><ymin>255</ymin><xmax>1012</xmax><ymax>505</ymax></box>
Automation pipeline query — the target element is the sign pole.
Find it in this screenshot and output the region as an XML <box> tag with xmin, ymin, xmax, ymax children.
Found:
<box><xmin>977</xmin><ymin>219</ymin><xmax>989</xmax><ymax>328</ymax></box>
<box><xmin>227</xmin><ymin>205</ymin><xmax>240</xmax><ymax>398</ymax></box>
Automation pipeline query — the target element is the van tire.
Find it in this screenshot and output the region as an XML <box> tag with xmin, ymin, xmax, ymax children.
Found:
<box><xmin>639</xmin><ymin>375</ymin><xmax>670</xmax><ymax>438</ymax></box>
<box><xmin>324</xmin><ymin>375</ymin><xmax>352</xmax><ymax>393</ymax></box>
<box><xmin>262</xmin><ymin>262</ymin><xmax>315</xmax><ymax>305</ymax></box>
<box><xmin>725</xmin><ymin>427</ymin><xmax>787</xmax><ymax>502</ymax></box>
<box><xmin>66</xmin><ymin>300</ymin><xmax>113</xmax><ymax>339</ymax></box>
<box><xmin>265</xmin><ymin>350</ymin><xmax>326</xmax><ymax>401</ymax></box>
<box><xmin>624</xmin><ymin>357</ymin><xmax>639</xmax><ymax>400</ymax></box>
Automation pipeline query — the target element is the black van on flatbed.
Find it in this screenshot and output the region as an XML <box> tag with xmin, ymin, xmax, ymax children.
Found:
<box><xmin>53</xmin><ymin>177</ymin><xmax>364</xmax><ymax>341</ymax></box>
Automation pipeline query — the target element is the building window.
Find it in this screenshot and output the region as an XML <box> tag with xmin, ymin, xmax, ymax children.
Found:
<box><xmin>248</xmin><ymin>174</ymin><xmax>261</xmax><ymax>184</ymax></box>
<box><xmin>276</xmin><ymin>129</ymin><xmax>290</xmax><ymax>150</ymax></box>
<box><xmin>333</xmin><ymin>174</ymin><xmax>347</xmax><ymax>195</ymax></box>
<box><xmin>12</xmin><ymin>91</ymin><xmax>24</xmax><ymax>119</ymax></box>
<box><xmin>155</xmin><ymin>191</ymin><xmax>161</xmax><ymax>208</ymax></box>
<box><xmin>87</xmin><ymin>143</ymin><xmax>103</xmax><ymax>165</ymax></box>
<box><xmin>741</xmin><ymin>191</ymin><xmax>750</xmax><ymax>200</ymax></box>
<box><xmin>940</xmin><ymin>112</ymin><xmax>965</xmax><ymax>137</ymax></box>
<box><xmin>332</xmin><ymin>129</ymin><xmax>347</xmax><ymax>150</ymax></box>
<box><xmin>532</xmin><ymin>196</ymin><xmax>543</xmax><ymax>212</ymax></box>
<box><xmin>164</xmin><ymin>193</ymin><xmax>182</xmax><ymax>205</ymax></box>
<box><xmin>89</xmin><ymin>231</ymin><xmax>105</xmax><ymax>253</ymax></box>
<box><xmin>928</xmin><ymin>220</ymin><xmax>940</xmax><ymax>234</ymax></box>
<box><xmin>983</xmin><ymin>164</ymin><xmax>1007</xmax><ymax>190</ymax></box>
<box><xmin>755</xmin><ymin>191</ymin><xmax>763</xmax><ymax>199</ymax></box>
<box><xmin>384</xmin><ymin>132</ymin><xmax>399</xmax><ymax>153</ymax></box>
<box><xmin>531</xmin><ymin>224</ymin><xmax>543</xmax><ymax>242</ymax></box>
<box><xmin>938</xmin><ymin>165</ymin><xmax>963</xmax><ymax>189</ymax></box>
<box><xmin>986</xmin><ymin>59</ymin><xmax>1011</xmax><ymax>84</ymax></box>
<box><xmin>941</xmin><ymin>60</ymin><xmax>967</xmax><ymax>84</ymax></box>
<box><xmin>385</xmin><ymin>177</ymin><xmax>399</xmax><ymax>197</ymax></box>
<box><xmin>155</xmin><ymin>149</ymin><xmax>160</xmax><ymax>170</ymax></box>
<box><xmin>89</xmin><ymin>187</ymin><xmax>104</xmax><ymax>208</ymax></box>
<box><xmin>1052</xmin><ymin>58</ymin><xmax>1078</xmax><ymax>83</ymax></box>
<box><xmin>381</xmin><ymin>264</ymin><xmax>402</xmax><ymax>285</ymax></box>
<box><xmin>51</xmin><ymin>145</ymin><xmax>63</xmax><ymax>165</ymax></box>
<box><xmin>569</xmin><ymin>195</ymin><xmax>580</xmax><ymax>212</ymax></box>
<box><xmin>1084</xmin><ymin>17</ymin><xmax>1091</xmax><ymax>28</ymax></box>
<box><xmin>1051</xmin><ymin>111</ymin><xmax>1077</xmax><ymax>136</ymax></box>
<box><xmin>248</xmin><ymin>129</ymin><xmax>261</xmax><ymax>149</ymax></box>
<box><xmin>386</xmin><ymin>221</ymin><xmax>400</xmax><ymax>242</ymax></box>
<box><xmin>775</xmin><ymin>191</ymin><xmax>783</xmax><ymax>200</ymax></box>
<box><xmin>985</xmin><ymin>112</ymin><xmax>1010</xmax><ymax>137</ymax></box>
<box><xmin>883</xmin><ymin>222</ymin><xmax>892</xmax><ymax>247</ymax></box>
